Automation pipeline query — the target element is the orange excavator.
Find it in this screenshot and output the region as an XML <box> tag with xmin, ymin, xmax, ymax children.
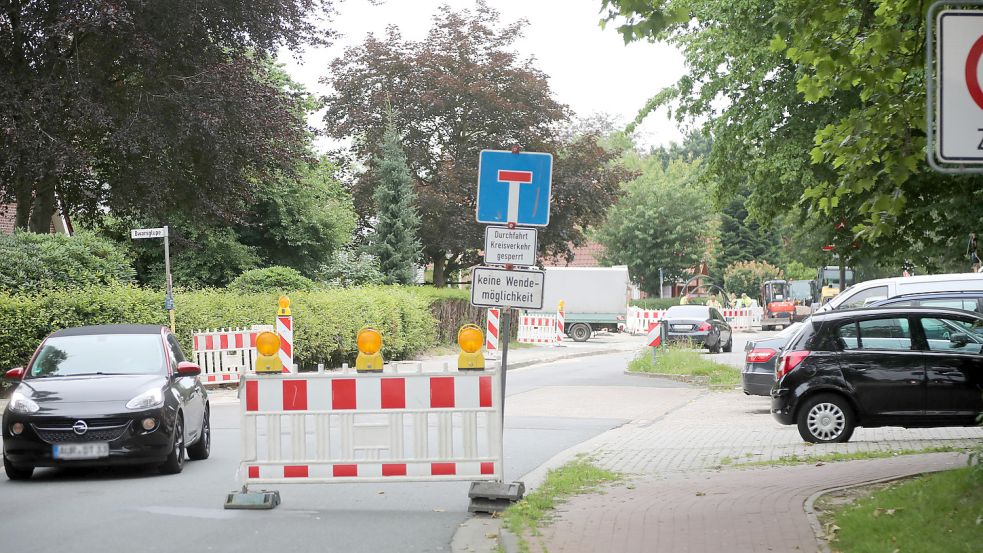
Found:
<box><xmin>760</xmin><ymin>280</ymin><xmax>796</xmax><ymax>331</ymax></box>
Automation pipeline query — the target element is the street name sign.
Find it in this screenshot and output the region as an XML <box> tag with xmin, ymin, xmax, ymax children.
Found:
<box><xmin>938</xmin><ymin>10</ymin><xmax>983</xmax><ymax>163</ymax></box>
<box><xmin>131</xmin><ymin>227</ymin><xmax>168</xmax><ymax>239</ymax></box>
<box><xmin>475</xmin><ymin>150</ymin><xmax>553</xmax><ymax>226</ymax></box>
<box><xmin>484</xmin><ymin>226</ymin><xmax>537</xmax><ymax>267</ymax></box>
<box><xmin>470</xmin><ymin>266</ymin><xmax>545</xmax><ymax>310</ymax></box>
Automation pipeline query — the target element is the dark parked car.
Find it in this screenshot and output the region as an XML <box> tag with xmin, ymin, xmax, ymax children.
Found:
<box><xmin>868</xmin><ymin>291</ymin><xmax>983</xmax><ymax>314</ymax></box>
<box><xmin>742</xmin><ymin>322</ymin><xmax>804</xmax><ymax>396</ymax></box>
<box><xmin>771</xmin><ymin>307</ymin><xmax>983</xmax><ymax>443</ymax></box>
<box><xmin>2</xmin><ymin>325</ymin><xmax>210</xmax><ymax>479</ymax></box>
<box><xmin>663</xmin><ymin>305</ymin><xmax>733</xmax><ymax>353</ymax></box>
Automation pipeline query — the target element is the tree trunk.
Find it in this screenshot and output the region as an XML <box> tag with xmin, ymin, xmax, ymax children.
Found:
<box><xmin>28</xmin><ymin>177</ymin><xmax>55</xmax><ymax>233</ymax></box>
<box><xmin>14</xmin><ymin>183</ymin><xmax>32</xmax><ymax>230</ymax></box>
<box><xmin>838</xmin><ymin>263</ymin><xmax>847</xmax><ymax>292</ymax></box>
<box><xmin>432</xmin><ymin>254</ymin><xmax>447</xmax><ymax>288</ymax></box>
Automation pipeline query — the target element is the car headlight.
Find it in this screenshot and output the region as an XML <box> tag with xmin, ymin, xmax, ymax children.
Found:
<box><xmin>8</xmin><ymin>389</ymin><xmax>40</xmax><ymax>414</ymax></box>
<box><xmin>125</xmin><ymin>388</ymin><xmax>164</xmax><ymax>410</ymax></box>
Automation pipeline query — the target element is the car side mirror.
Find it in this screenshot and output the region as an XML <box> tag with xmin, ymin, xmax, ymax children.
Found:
<box><xmin>175</xmin><ymin>361</ymin><xmax>201</xmax><ymax>377</ymax></box>
<box><xmin>4</xmin><ymin>367</ymin><xmax>24</xmax><ymax>380</ymax></box>
<box><xmin>949</xmin><ymin>333</ymin><xmax>971</xmax><ymax>347</ymax></box>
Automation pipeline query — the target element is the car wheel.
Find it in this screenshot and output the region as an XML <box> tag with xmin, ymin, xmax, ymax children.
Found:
<box><xmin>159</xmin><ymin>413</ymin><xmax>185</xmax><ymax>475</ymax></box>
<box><xmin>569</xmin><ymin>323</ymin><xmax>591</xmax><ymax>342</ymax></box>
<box><xmin>187</xmin><ymin>406</ymin><xmax>210</xmax><ymax>461</ymax></box>
<box><xmin>723</xmin><ymin>336</ymin><xmax>733</xmax><ymax>353</ymax></box>
<box><xmin>3</xmin><ymin>454</ymin><xmax>33</xmax><ymax>480</ymax></box>
<box><xmin>708</xmin><ymin>335</ymin><xmax>721</xmax><ymax>354</ymax></box>
<box><xmin>796</xmin><ymin>394</ymin><xmax>855</xmax><ymax>444</ymax></box>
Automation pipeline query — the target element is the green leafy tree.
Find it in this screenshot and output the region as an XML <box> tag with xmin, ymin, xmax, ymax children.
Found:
<box><xmin>1</xmin><ymin>1</ymin><xmax>331</xmax><ymax>232</ymax></box>
<box><xmin>320</xmin><ymin>250</ymin><xmax>385</xmax><ymax>287</ymax></box>
<box><xmin>323</xmin><ymin>3</ymin><xmax>626</xmax><ymax>285</ymax></box>
<box><xmin>711</xmin><ymin>194</ymin><xmax>781</xmax><ymax>280</ymax></box>
<box><xmin>783</xmin><ymin>261</ymin><xmax>816</xmax><ymax>281</ymax></box>
<box><xmin>368</xmin><ymin>117</ymin><xmax>421</xmax><ymax>284</ymax></box>
<box><xmin>598</xmin><ymin>0</ymin><xmax>983</xmax><ymax>273</ymax></box>
<box><xmin>723</xmin><ymin>261</ymin><xmax>784</xmax><ymax>299</ymax></box>
<box><xmin>598</xmin><ymin>158</ymin><xmax>716</xmax><ymax>294</ymax></box>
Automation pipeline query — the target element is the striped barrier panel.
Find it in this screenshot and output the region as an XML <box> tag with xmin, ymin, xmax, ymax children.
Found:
<box><xmin>485</xmin><ymin>308</ymin><xmax>500</xmax><ymax>358</ymax></box>
<box><xmin>517</xmin><ymin>315</ymin><xmax>557</xmax><ymax>344</ymax></box>
<box><xmin>192</xmin><ymin>326</ymin><xmax>273</xmax><ymax>386</ymax></box>
<box><xmin>555</xmin><ymin>306</ymin><xmax>565</xmax><ymax>345</ymax></box>
<box><xmin>238</xmin><ymin>365</ymin><xmax>503</xmax><ymax>485</ymax></box>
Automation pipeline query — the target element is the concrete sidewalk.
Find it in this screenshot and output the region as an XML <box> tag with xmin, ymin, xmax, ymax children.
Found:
<box><xmin>536</xmin><ymin>452</ymin><xmax>968</xmax><ymax>553</ymax></box>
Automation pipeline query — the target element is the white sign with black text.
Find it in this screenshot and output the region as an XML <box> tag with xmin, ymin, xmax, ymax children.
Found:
<box><xmin>483</xmin><ymin>226</ymin><xmax>537</xmax><ymax>267</ymax></box>
<box><xmin>470</xmin><ymin>266</ymin><xmax>545</xmax><ymax>310</ymax></box>
<box><xmin>130</xmin><ymin>227</ymin><xmax>168</xmax><ymax>239</ymax></box>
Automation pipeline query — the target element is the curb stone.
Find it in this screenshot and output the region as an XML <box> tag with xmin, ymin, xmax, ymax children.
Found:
<box><xmin>623</xmin><ymin>369</ymin><xmax>710</xmax><ymax>387</ymax></box>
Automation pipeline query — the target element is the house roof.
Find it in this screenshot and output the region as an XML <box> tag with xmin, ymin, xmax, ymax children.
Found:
<box><xmin>542</xmin><ymin>241</ymin><xmax>607</xmax><ymax>267</ymax></box>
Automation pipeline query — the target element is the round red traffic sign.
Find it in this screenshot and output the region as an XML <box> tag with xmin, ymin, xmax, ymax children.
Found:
<box><xmin>965</xmin><ymin>34</ymin><xmax>983</xmax><ymax>110</ymax></box>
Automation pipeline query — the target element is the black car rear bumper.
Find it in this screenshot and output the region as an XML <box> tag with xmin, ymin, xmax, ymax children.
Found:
<box><xmin>666</xmin><ymin>331</ymin><xmax>711</xmax><ymax>347</ymax></box>
<box><xmin>741</xmin><ymin>367</ymin><xmax>774</xmax><ymax>396</ymax></box>
<box><xmin>770</xmin><ymin>388</ymin><xmax>795</xmax><ymax>425</ymax></box>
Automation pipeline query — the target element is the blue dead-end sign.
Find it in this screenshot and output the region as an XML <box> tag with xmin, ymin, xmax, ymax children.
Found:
<box><xmin>476</xmin><ymin>150</ymin><xmax>553</xmax><ymax>226</ymax></box>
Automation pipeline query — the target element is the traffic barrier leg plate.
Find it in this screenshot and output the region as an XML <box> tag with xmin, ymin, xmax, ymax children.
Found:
<box><xmin>224</xmin><ymin>489</ymin><xmax>281</xmax><ymax>510</ymax></box>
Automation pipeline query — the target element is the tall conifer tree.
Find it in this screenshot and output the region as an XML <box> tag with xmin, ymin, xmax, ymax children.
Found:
<box><xmin>370</xmin><ymin>115</ymin><xmax>421</xmax><ymax>284</ymax></box>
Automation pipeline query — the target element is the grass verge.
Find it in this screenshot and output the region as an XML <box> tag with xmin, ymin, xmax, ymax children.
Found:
<box><xmin>818</xmin><ymin>466</ymin><xmax>982</xmax><ymax>553</ymax></box>
<box><xmin>503</xmin><ymin>456</ymin><xmax>621</xmax><ymax>553</ymax></box>
<box><xmin>627</xmin><ymin>345</ymin><xmax>740</xmax><ymax>388</ymax></box>
<box><xmin>736</xmin><ymin>446</ymin><xmax>968</xmax><ymax>468</ymax></box>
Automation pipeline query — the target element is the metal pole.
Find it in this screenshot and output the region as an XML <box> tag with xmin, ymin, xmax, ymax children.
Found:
<box><xmin>659</xmin><ymin>268</ymin><xmax>664</xmax><ymax>298</ymax></box>
<box><xmin>164</xmin><ymin>225</ymin><xmax>175</xmax><ymax>332</ymax></box>
<box><xmin>499</xmin><ymin>309</ymin><xmax>510</xmax><ymax>428</ymax></box>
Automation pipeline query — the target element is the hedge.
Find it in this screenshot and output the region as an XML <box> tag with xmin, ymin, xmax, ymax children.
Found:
<box><xmin>0</xmin><ymin>285</ymin><xmax>448</xmax><ymax>371</ymax></box>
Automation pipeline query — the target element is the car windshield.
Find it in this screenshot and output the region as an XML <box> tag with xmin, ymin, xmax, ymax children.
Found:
<box><xmin>666</xmin><ymin>306</ymin><xmax>709</xmax><ymax>318</ymax></box>
<box><xmin>27</xmin><ymin>334</ymin><xmax>165</xmax><ymax>378</ymax></box>
<box><xmin>789</xmin><ymin>281</ymin><xmax>812</xmax><ymax>301</ymax></box>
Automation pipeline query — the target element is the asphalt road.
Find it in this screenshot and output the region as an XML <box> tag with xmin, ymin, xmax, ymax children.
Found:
<box><xmin>0</xmin><ymin>348</ymin><xmax>690</xmax><ymax>553</ymax></box>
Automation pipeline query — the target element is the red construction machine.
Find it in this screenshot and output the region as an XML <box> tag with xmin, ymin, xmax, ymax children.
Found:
<box><xmin>760</xmin><ymin>280</ymin><xmax>795</xmax><ymax>330</ymax></box>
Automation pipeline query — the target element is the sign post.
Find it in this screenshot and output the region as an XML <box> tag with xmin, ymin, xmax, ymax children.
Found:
<box><xmin>468</xmin><ymin>147</ymin><xmax>553</xmax><ymax>512</ymax></box>
<box><xmin>131</xmin><ymin>226</ymin><xmax>174</xmax><ymax>331</ymax></box>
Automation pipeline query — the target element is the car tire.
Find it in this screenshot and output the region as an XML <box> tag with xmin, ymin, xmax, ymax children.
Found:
<box><xmin>723</xmin><ymin>337</ymin><xmax>733</xmax><ymax>353</ymax></box>
<box><xmin>708</xmin><ymin>336</ymin><xmax>721</xmax><ymax>354</ymax></box>
<box><xmin>3</xmin><ymin>454</ymin><xmax>33</xmax><ymax>480</ymax></box>
<box><xmin>569</xmin><ymin>323</ymin><xmax>591</xmax><ymax>342</ymax></box>
<box><xmin>796</xmin><ymin>394</ymin><xmax>855</xmax><ymax>444</ymax></box>
<box><xmin>159</xmin><ymin>413</ymin><xmax>185</xmax><ymax>475</ymax></box>
<box><xmin>187</xmin><ymin>406</ymin><xmax>210</xmax><ymax>461</ymax></box>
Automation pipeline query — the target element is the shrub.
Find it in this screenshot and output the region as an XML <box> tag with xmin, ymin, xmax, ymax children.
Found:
<box><xmin>228</xmin><ymin>266</ymin><xmax>316</xmax><ymax>293</ymax></box>
<box><xmin>0</xmin><ymin>230</ymin><xmax>135</xmax><ymax>293</ymax></box>
<box><xmin>0</xmin><ymin>285</ymin><xmax>437</xmax><ymax>370</ymax></box>
<box><xmin>723</xmin><ymin>260</ymin><xmax>783</xmax><ymax>298</ymax></box>
<box><xmin>320</xmin><ymin>249</ymin><xmax>385</xmax><ymax>287</ymax></box>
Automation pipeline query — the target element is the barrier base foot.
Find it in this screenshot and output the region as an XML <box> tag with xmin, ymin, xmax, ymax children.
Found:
<box><xmin>224</xmin><ymin>489</ymin><xmax>281</xmax><ymax>510</ymax></box>
<box><xmin>467</xmin><ymin>481</ymin><xmax>524</xmax><ymax>513</ymax></box>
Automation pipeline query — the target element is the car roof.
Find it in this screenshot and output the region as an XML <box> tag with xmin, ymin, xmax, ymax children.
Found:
<box><xmin>810</xmin><ymin>306</ymin><xmax>983</xmax><ymax>322</ymax></box>
<box><xmin>49</xmin><ymin>324</ymin><xmax>167</xmax><ymax>337</ymax></box>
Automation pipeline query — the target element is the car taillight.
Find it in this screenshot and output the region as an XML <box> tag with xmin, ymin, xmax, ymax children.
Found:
<box><xmin>776</xmin><ymin>350</ymin><xmax>811</xmax><ymax>379</ymax></box>
<box><xmin>745</xmin><ymin>348</ymin><xmax>777</xmax><ymax>363</ymax></box>
<box><xmin>697</xmin><ymin>322</ymin><xmax>712</xmax><ymax>331</ymax></box>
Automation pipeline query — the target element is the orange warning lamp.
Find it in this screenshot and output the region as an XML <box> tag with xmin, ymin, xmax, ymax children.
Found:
<box><xmin>254</xmin><ymin>331</ymin><xmax>283</xmax><ymax>374</ymax></box>
<box><xmin>356</xmin><ymin>327</ymin><xmax>384</xmax><ymax>372</ymax></box>
<box><xmin>457</xmin><ymin>324</ymin><xmax>485</xmax><ymax>371</ymax></box>
<box><xmin>278</xmin><ymin>295</ymin><xmax>291</xmax><ymax>316</ymax></box>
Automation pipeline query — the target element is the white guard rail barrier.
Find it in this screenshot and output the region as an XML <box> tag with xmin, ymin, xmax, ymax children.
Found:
<box><xmin>626</xmin><ymin>307</ymin><xmax>762</xmax><ymax>333</ymax></box>
<box><xmin>192</xmin><ymin>326</ymin><xmax>273</xmax><ymax>386</ymax></box>
<box><xmin>516</xmin><ymin>314</ymin><xmax>558</xmax><ymax>344</ymax></box>
<box><xmin>239</xmin><ymin>365</ymin><xmax>503</xmax><ymax>485</ymax></box>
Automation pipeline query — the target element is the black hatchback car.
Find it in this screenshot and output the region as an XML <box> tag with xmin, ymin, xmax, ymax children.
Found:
<box><xmin>771</xmin><ymin>307</ymin><xmax>983</xmax><ymax>443</ymax></box>
<box><xmin>2</xmin><ymin>325</ymin><xmax>210</xmax><ymax>479</ymax></box>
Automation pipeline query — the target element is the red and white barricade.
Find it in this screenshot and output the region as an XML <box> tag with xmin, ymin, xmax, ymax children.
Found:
<box><xmin>517</xmin><ymin>314</ymin><xmax>558</xmax><ymax>344</ymax></box>
<box><xmin>239</xmin><ymin>365</ymin><xmax>503</xmax><ymax>484</ymax></box>
<box><xmin>626</xmin><ymin>307</ymin><xmax>667</xmax><ymax>334</ymax></box>
<box><xmin>555</xmin><ymin>305</ymin><xmax>565</xmax><ymax>344</ymax></box>
<box><xmin>485</xmin><ymin>308</ymin><xmax>500</xmax><ymax>358</ymax></box>
<box><xmin>192</xmin><ymin>326</ymin><xmax>273</xmax><ymax>386</ymax></box>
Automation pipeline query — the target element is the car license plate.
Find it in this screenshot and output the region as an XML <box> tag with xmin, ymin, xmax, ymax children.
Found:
<box><xmin>673</xmin><ymin>325</ymin><xmax>693</xmax><ymax>331</ymax></box>
<box><xmin>53</xmin><ymin>443</ymin><xmax>109</xmax><ymax>460</ymax></box>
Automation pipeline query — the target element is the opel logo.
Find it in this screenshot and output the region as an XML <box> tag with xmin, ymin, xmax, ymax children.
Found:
<box><xmin>72</xmin><ymin>420</ymin><xmax>88</xmax><ymax>435</ymax></box>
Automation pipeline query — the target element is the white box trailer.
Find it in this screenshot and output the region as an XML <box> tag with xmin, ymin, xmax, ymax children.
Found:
<box><xmin>532</xmin><ymin>266</ymin><xmax>630</xmax><ymax>342</ymax></box>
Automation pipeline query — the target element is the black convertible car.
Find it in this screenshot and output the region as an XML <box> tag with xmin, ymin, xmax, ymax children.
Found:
<box><xmin>2</xmin><ymin>325</ymin><xmax>210</xmax><ymax>479</ymax></box>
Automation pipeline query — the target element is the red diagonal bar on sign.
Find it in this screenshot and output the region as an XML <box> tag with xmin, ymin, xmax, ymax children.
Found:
<box><xmin>498</xmin><ymin>170</ymin><xmax>532</xmax><ymax>183</ymax></box>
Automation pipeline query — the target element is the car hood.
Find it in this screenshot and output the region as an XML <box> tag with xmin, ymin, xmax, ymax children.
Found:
<box><xmin>16</xmin><ymin>374</ymin><xmax>167</xmax><ymax>405</ymax></box>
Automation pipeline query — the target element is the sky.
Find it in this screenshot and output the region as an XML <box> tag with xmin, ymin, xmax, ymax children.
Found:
<box><xmin>276</xmin><ymin>0</ymin><xmax>687</xmax><ymax>150</ymax></box>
